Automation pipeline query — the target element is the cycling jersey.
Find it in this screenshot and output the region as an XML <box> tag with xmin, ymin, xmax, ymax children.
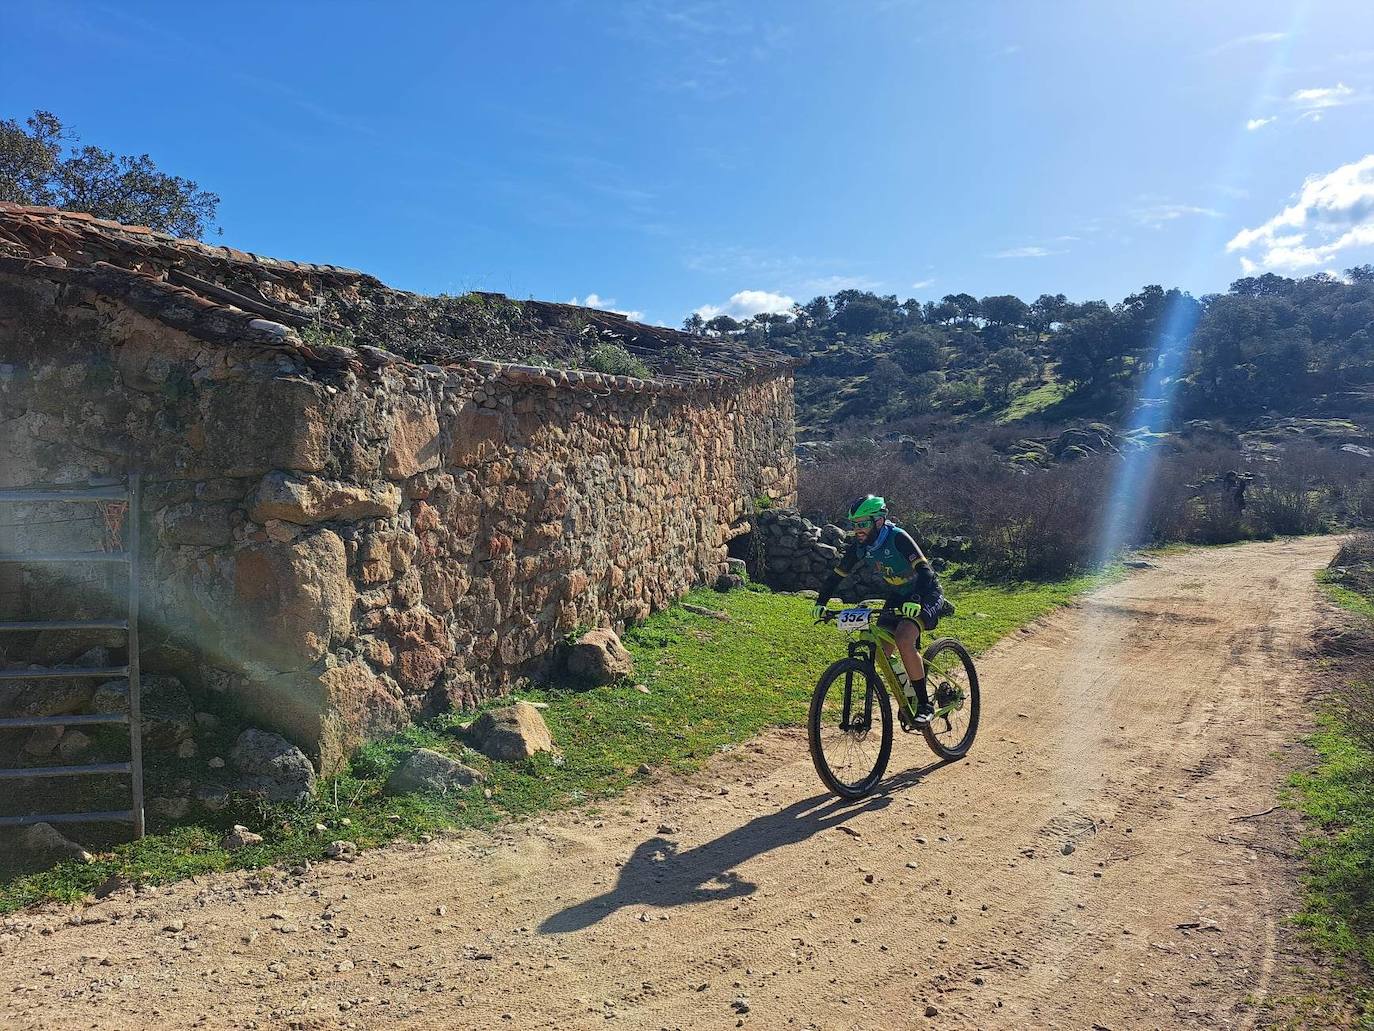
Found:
<box><xmin>816</xmin><ymin>520</ymin><xmax>940</xmax><ymax>619</ymax></box>
<box><xmin>835</xmin><ymin>522</ymin><xmax>924</xmax><ymax>588</ymax></box>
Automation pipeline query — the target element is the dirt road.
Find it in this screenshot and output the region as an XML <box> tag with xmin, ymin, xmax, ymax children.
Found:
<box><xmin>0</xmin><ymin>537</ymin><xmax>1338</xmax><ymax>1030</ymax></box>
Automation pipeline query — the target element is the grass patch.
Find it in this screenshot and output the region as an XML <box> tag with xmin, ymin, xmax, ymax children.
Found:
<box><xmin>1284</xmin><ymin>563</ymin><xmax>1374</xmax><ymax>1021</ymax></box>
<box><xmin>1319</xmin><ymin>569</ymin><xmax>1374</xmax><ymax>622</ymax></box>
<box><xmin>996</xmin><ymin>380</ymin><xmax>1068</xmax><ymax>424</ymax></box>
<box><xmin>1289</xmin><ymin>715</ymin><xmax>1374</xmax><ymax>967</ymax></box>
<box><xmin>0</xmin><ymin>574</ymin><xmax>1109</xmax><ymax>915</ymax></box>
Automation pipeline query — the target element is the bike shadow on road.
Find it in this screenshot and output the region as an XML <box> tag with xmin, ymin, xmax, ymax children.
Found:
<box><xmin>539</xmin><ymin>758</ymin><xmax>951</xmax><ymax>934</ymax></box>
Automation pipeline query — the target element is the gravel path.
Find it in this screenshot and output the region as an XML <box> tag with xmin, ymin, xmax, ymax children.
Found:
<box><xmin>0</xmin><ymin>536</ymin><xmax>1337</xmax><ymax>1030</ymax></box>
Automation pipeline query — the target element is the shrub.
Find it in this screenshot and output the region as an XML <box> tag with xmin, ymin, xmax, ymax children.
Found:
<box><xmin>1348</xmin><ymin>477</ymin><xmax>1374</xmax><ymax>527</ymax></box>
<box><xmin>1248</xmin><ymin>467</ymin><xmax>1327</xmax><ymax>537</ymax></box>
<box><xmin>1188</xmin><ymin>496</ymin><xmax>1247</xmax><ymax>544</ymax></box>
<box><xmin>1333</xmin><ymin>532</ymin><xmax>1374</xmax><ymax>598</ymax></box>
<box><xmin>798</xmin><ymin>433</ymin><xmax>1362</xmax><ymax>581</ymax></box>
<box><xmin>584</xmin><ymin>342</ymin><xmax>651</xmax><ymax>379</ymax></box>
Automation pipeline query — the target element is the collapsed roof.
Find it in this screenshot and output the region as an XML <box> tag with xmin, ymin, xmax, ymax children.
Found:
<box><xmin>0</xmin><ymin>202</ymin><xmax>794</xmax><ymax>388</ymax></box>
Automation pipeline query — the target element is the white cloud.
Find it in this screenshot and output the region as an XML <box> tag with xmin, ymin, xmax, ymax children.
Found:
<box><xmin>568</xmin><ymin>293</ymin><xmax>644</xmax><ymax>322</ymax></box>
<box><xmin>991</xmin><ymin>246</ymin><xmax>1058</xmax><ymax>259</ymax></box>
<box><xmin>1290</xmin><ymin>82</ymin><xmax>1356</xmax><ymax>116</ymax></box>
<box><xmin>1246</xmin><ymin>116</ymin><xmax>1276</xmax><ymax>131</ymax></box>
<box><xmin>693</xmin><ymin>289</ymin><xmax>796</xmax><ymax>321</ymax></box>
<box><xmin>909</xmin><ymin>278</ymin><xmax>936</xmax><ymax>290</ymax></box>
<box><xmin>1205</xmin><ymin>31</ymin><xmax>1287</xmax><ymax>56</ymax></box>
<box><xmin>1131</xmin><ymin>203</ymin><xmax>1224</xmax><ymax>228</ymax></box>
<box><xmin>1227</xmin><ymin>153</ymin><xmax>1374</xmax><ymax>272</ymax></box>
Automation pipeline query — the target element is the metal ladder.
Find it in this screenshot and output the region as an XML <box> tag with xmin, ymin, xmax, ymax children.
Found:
<box><xmin>0</xmin><ymin>474</ymin><xmax>144</xmax><ymax>837</ymax></box>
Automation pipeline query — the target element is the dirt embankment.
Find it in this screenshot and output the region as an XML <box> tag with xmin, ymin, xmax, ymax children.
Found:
<box><xmin>0</xmin><ymin>537</ymin><xmax>1339</xmax><ymax>1030</ymax></box>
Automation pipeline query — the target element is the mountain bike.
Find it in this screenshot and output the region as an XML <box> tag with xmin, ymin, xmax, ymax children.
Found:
<box><xmin>809</xmin><ymin>604</ymin><xmax>979</xmax><ymax>799</ymax></box>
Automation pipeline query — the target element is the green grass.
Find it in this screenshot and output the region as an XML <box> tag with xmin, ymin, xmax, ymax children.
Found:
<box><xmin>1289</xmin><ymin>717</ymin><xmax>1374</xmax><ymax>967</ymax></box>
<box><xmin>0</xmin><ymin>574</ymin><xmax>1109</xmax><ymax>914</ymax></box>
<box><xmin>1284</xmin><ymin>565</ymin><xmax>1374</xmax><ymax>1021</ymax></box>
<box><xmin>995</xmin><ymin>380</ymin><xmax>1068</xmax><ymax>423</ymax></box>
<box><xmin>1319</xmin><ymin>569</ymin><xmax>1374</xmax><ymax>622</ymax></box>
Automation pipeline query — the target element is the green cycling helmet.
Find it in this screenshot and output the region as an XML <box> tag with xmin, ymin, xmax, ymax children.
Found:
<box><xmin>847</xmin><ymin>495</ymin><xmax>887</xmax><ymax>523</ymax></box>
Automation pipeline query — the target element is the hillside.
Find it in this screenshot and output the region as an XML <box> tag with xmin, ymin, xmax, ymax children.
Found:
<box><xmin>691</xmin><ymin>273</ymin><xmax>1374</xmax><ymax>453</ymax></box>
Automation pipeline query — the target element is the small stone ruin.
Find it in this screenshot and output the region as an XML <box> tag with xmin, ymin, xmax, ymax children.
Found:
<box><xmin>0</xmin><ymin>203</ymin><xmax>797</xmax><ymax>774</ymax></box>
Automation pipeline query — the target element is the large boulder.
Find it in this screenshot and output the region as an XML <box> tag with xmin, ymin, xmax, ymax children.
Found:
<box><xmin>229</xmin><ymin>728</ymin><xmax>316</xmax><ymax>804</ymax></box>
<box><xmin>227</xmin><ymin>529</ymin><xmax>354</xmax><ymax>671</ymax></box>
<box><xmin>467</xmin><ymin>702</ymin><xmax>555</xmax><ymax>762</ymax></box>
<box><xmin>566</xmin><ymin>628</ymin><xmax>634</xmax><ymax>685</ymax></box>
<box><xmin>382</xmin><ymin>399</ymin><xmax>442</xmax><ymax>479</ymax></box>
<box><xmin>0</xmin><ymin>823</ymin><xmax>93</xmax><ymax>869</ymax></box>
<box><xmin>385</xmin><ymin>748</ymin><xmax>483</xmax><ymax>795</ymax></box>
<box><xmin>248</xmin><ymin>471</ymin><xmax>402</xmax><ymax>525</ymax></box>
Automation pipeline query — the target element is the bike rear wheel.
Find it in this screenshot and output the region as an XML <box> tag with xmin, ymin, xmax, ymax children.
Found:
<box><xmin>808</xmin><ymin>658</ymin><xmax>893</xmax><ymax>799</ymax></box>
<box><xmin>921</xmin><ymin>637</ymin><xmax>979</xmax><ymax>760</ymax></box>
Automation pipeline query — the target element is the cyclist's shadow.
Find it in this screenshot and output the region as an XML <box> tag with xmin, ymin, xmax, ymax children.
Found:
<box><xmin>539</xmin><ymin>759</ymin><xmax>948</xmax><ymax>934</ymax></box>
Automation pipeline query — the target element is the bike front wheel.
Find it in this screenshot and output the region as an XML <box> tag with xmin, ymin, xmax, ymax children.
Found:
<box><xmin>808</xmin><ymin>658</ymin><xmax>893</xmax><ymax>799</ymax></box>
<box><xmin>921</xmin><ymin>637</ymin><xmax>980</xmax><ymax>760</ymax></box>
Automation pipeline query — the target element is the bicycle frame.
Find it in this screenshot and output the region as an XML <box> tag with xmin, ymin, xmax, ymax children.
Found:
<box><xmin>833</xmin><ymin>608</ymin><xmax>964</xmax><ymax>722</ymax></box>
<box><xmin>843</xmin><ymin>621</ymin><xmax>913</xmax><ymax>716</ymax></box>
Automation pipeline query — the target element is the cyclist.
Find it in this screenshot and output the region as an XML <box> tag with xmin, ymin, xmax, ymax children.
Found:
<box><xmin>811</xmin><ymin>495</ymin><xmax>953</xmax><ymax>726</ymax></box>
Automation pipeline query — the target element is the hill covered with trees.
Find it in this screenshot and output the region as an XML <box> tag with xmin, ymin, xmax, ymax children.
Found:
<box><xmin>683</xmin><ymin>271</ymin><xmax>1374</xmax><ymax>442</ymax></box>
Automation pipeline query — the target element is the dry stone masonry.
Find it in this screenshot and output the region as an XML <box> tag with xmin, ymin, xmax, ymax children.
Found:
<box><xmin>0</xmin><ymin>203</ymin><xmax>797</xmax><ymax>774</ymax></box>
<box><xmin>751</xmin><ymin>508</ymin><xmax>889</xmax><ymax>598</ymax></box>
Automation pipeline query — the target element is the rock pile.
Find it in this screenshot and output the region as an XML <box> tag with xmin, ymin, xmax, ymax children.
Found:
<box><xmin>750</xmin><ymin>509</ymin><xmax>888</xmax><ymax>598</ymax></box>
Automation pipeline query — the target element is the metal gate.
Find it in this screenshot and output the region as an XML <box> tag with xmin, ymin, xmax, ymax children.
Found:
<box><xmin>0</xmin><ymin>475</ymin><xmax>144</xmax><ymax>837</ymax></box>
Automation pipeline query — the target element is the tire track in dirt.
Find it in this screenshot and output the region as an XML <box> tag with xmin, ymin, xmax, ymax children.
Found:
<box><xmin>0</xmin><ymin>537</ymin><xmax>1338</xmax><ymax>1030</ymax></box>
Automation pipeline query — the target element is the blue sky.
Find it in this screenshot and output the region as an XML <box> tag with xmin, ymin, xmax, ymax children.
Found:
<box><xmin>5</xmin><ymin>1</ymin><xmax>1374</xmax><ymax>327</ymax></box>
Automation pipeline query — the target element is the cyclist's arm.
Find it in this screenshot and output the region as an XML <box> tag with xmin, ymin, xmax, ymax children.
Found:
<box><xmin>816</xmin><ymin>539</ymin><xmax>862</xmax><ymax>609</ymax></box>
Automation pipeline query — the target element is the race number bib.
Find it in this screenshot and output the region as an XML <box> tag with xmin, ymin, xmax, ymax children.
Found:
<box><xmin>837</xmin><ymin>608</ymin><xmax>871</xmax><ymax>631</ymax></box>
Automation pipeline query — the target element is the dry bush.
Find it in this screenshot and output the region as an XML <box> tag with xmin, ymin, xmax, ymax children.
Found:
<box><xmin>1337</xmin><ymin>657</ymin><xmax>1374</xmax><ymax>755</ymax></box>
<box><xmin>1333</xmin><ymin>532</ymin><xmax>1374</xmax><ymax>596</ymax></box>
<box><xmin>1349</xmin><ymin>478</ymin><xmax>1374</xmax><ymax>527</ymax></box>
<box><xmin>798</xmin><ymin>449</ymin><xmax>1110</xmax><ymax>579</ymax></box>
<box><xmin>1335</xmin><ymin>532</ymin><xmax>1374</xmax><ymax>569</ymax></box>
<box><xmin>1137</xmin><ymin>446</ymin><xmax>1247</xmax><ymax>545</ymax></box>
<box><xmin>1244</xmin><ymin>450</ymin><xmax>1328</xmax><ymax>537</ymax></box>
<box><xmin>958</xmin><ymin>461</ymin><xmax>1106</xmax><ymax>578</ymax></box>
<box><xmin>797</xmin><ymin>433</ymin><xmax>1360</xmax><ymax>582</ymax></box>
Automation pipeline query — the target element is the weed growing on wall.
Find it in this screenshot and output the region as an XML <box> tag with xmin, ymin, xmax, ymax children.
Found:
<box><xmin>583</xmin><ymin>342</ymin><xmax>651</xmax><ymax>378</ymax></box>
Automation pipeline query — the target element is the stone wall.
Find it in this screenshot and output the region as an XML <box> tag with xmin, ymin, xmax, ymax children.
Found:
<box><xmin>749</xmin><ymin>508</ymin><xmax>889</xmax><ymax>599</ymax></box>
<box><xmin>0</xmin><ymin>273</ymin><xmax>795</xmax><ymax>771</ymax></box>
